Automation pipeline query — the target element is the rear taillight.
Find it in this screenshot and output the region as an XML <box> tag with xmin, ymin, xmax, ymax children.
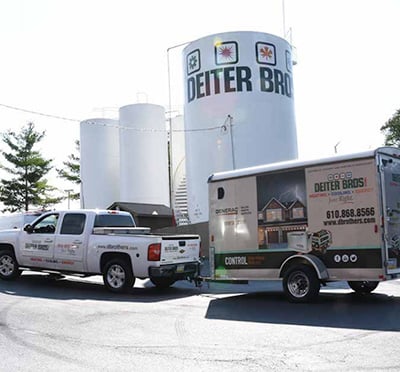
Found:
<box><xmin>148</xmin><ymin>243</ymin><xmax>161</xmax><ymax>261</ymax></box>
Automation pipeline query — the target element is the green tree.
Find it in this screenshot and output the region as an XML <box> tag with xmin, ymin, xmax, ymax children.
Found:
<box><xmin>0</xmin><ymin>122</ymin><xmax>62</xmax><ymax>212</ymax></box>
<box><xmin>381</xmin><ymin>109</ymin><xmax>400</xmax><ymax>147</ymax></box>
<box><xmin>57</xmin><ymin>139</ymin><xmax>81</xmax><ymax>200</ymax></box>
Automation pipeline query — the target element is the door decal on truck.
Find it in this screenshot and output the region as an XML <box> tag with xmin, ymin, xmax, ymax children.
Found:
<box><xmin>25</xmin><ymin>243</ymin><xmax>50</xmax><ymax>251</ymax></box>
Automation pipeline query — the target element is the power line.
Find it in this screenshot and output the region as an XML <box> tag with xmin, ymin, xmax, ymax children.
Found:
<box><xmin>0</xmin><ymin>103</ymin><xmax>80</xmax><ymax>122</ymax></box>
<box><xmin>83</xmin><ymin>118</ymin><xmax>232</xmax><ymax>133</ymax></box>
<box><xmin>0</xmin><ymin>102</ymin><xmax>234</xmax><ymax>133</ymax></box>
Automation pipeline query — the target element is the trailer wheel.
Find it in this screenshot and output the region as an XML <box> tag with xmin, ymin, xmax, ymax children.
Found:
<box><xmin>0</xmin><ymin>250</ymin><xmax>22</xmax><ymax>280</ymax></box>
<box><xmin>347</xmin><ymin>281</ymin><xmax>379</xmax><ymax>294</ymax></box>
<box><xmin>283</xmin><ymin>264</ymin><xmax>320</xmax><ymax>303</ymax></box>
<box><xmin>150</xmin><ymin>277</ymin><xmax>176</xmax><ymax>289</ymax></box>
<box><xmin>103</xmin><ymin>258</ymin><xmax>135</xmax><ymax>293</ymax></box>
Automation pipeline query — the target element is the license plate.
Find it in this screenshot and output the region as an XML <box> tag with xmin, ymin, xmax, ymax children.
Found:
<box><xmin>177</xmin><ymin>264</ymin><xmax>185</xmax><ymax>273</ymax></box>
<box><xmin>387</xmin><ymin>258</ymin><xmax>397</xmax><ymax>270</ymax></box>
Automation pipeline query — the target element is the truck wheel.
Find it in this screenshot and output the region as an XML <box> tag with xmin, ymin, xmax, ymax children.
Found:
<box><xmin>150</xmin><ymin>277</ymin><xmax>176</xmax><ymax>289</ymax></box>
<box><xmin>283</xmin><ymin>264</ymin><xmax>320</xmax><ymax>303</ymax></box>
<box><xmin>103</xmin><ymin>259</ymin><xmax>135</xmax><ymax>293</ymax></box>
<box><xmin>0</xmin><ymin>250</ymin><xmax>22</xmax><ymax>280</ymax></box>
<box><xmin>348</xmin><ymin>281</ymin><xmax>379</xmax><ymax>294</ymax></box>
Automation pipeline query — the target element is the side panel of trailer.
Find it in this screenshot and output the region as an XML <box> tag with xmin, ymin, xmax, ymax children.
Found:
<box><xmin>209</xmin><ymin>155</ymin><xmax>386</xmax><ymax>281</ymax></box>
<box><xmin>304</xmin><ymin>157</ymin><xmax>382</xmax><ymax>279</ymax></box>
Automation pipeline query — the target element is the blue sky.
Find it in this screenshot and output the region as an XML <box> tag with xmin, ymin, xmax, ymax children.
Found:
<box><xmin>0</xmin><ymin>0</ymin><xmax>399</xmax><ymax>206</ymax></box>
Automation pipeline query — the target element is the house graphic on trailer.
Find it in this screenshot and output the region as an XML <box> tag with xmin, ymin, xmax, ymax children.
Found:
<box><xmin>258</xmin><ymin>197</ymin><xmax>307</xmax><ymax>248</ymax></box>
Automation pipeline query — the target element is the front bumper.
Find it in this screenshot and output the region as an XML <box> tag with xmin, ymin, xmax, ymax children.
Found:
<box><xmin>149</xmin><ymin>261</ymin><xmax>200</xmax><ymax>280</ymax></box>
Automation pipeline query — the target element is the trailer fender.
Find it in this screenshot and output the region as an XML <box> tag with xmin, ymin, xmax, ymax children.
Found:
<box><xmin>280</xmin><ymin>254</ymin><xmax>329</xmax><ymax>280</ymax></box>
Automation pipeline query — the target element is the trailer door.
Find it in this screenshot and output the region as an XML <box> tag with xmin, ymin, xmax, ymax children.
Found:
<box><xmin>379</xmin><ymin>152</ymin><xmax>400</xmax><ymax>274</ymax></box>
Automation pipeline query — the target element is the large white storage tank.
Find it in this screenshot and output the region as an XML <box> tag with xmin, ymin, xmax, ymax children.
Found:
<box><xmin>183</xmin><ymin>31</ymin><xmax>298</xmax><ymax>223</ymax></box>
<box><xmin>80</xmin><ymin>118</ymin><xmax>120</xmax><ymax>209</ymax></box>
<box><xmin>119</xmin><ymin>103</ymin><xmax>170</xmax><ymax>206</ymax></box>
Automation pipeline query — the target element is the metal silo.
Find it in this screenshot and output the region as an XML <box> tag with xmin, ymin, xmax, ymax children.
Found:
<box><xmin>119</xmin><ymin>103</ymin><xmax>169</xmax><ymax>207</ymax></box>
<box><xmin>183</xmin><ymin>31</ymin><xmax>298</xmax><ymax>223</ymax></box>
<box><xmin>80</xmin><ymin>118</ymin><xmax>120</xmax><ymax>209</ymax></box>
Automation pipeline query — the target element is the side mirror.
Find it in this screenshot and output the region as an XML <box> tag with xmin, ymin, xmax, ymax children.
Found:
<box><xmin>24</xmin><ymin>224</ymin><xmax>33</xmax><ymax>233</ymax></box>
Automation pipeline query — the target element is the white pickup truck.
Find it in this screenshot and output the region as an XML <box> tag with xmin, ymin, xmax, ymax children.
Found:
<box><xmin>0</xmin><ymin>209</ymin><xmax>201</xmax><ymax>292</ymax></box>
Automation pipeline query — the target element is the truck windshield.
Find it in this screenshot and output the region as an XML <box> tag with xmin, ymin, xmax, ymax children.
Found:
<box><xmin>94</xmin><ymin>214</ymin><xmax>135</xmax><ymax>228</ymax></box>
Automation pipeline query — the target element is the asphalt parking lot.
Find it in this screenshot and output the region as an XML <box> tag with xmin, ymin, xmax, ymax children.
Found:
<box><xmin>1</xmin><ymin>273</ymin><xmax>399</xmax><ymax>372</ymax></box>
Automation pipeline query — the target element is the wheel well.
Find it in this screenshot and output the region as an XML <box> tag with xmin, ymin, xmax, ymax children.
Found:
<box><xmin>280</xmin><ymin>257</ymin><xmax>314</xmax><ymax>278</ymax></box>
<box><xmin>0</xmin><ymin>244</ymin><xmax>15</xmax><ymax>255</ymax></box>
<box><xmin>100</xmin><ymin>252</ymin><xmax>133</xmax><ymax>273</ymax></box>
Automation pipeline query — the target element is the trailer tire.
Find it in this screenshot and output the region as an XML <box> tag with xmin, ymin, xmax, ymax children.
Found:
<box><xmin>283</xmin><ymin>264</ymin><xmax>320</xmax><ymax>303</ymax></box>
<box><xmin>347</xmin><ymin>280</ymin><xmax>379</xmax><ymax>294</ymax></box>
<box><xmin>150</xmin><ymin>277</ymin><xmax>176</xmax><ymax>289</ymax></box>
<box><xmin>103</xmin><ymin>258</ymin><xmax>135</xmax><ymax>293</ymax></box>
<box><xmin>0</xmin><ymin>250</ymin><xmax>22</xmax><ymax>280</ymax></box>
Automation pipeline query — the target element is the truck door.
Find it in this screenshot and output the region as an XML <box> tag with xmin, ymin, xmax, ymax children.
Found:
<box><xmin>19</xmin><ymin>212</ymin><xmax>59</xmax><ymax>268</ymax></box>
<box><xmin>379</xmin><ymin>153</ymin><xmax>400</xmax><ymax>274</ymax></box>
<box><xmin>54</xmin><ymin>213</ymin><xmax>87</xmax><ymax>272</ymax></box>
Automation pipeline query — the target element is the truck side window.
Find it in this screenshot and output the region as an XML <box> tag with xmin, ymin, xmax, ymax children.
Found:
<box><xmin>60</xmin><ymin>214</ymin><xmax>86</xmax><ymax>235</ymax></box>
<box><xmin>94</xmin><ymin>214</ymin><xmax>135</xmax><ymax>228</ymax></box>
<box><xmin>217</xmin><ymin>187</ymin><xmax>225</xmax><ymax>200</ymax></box>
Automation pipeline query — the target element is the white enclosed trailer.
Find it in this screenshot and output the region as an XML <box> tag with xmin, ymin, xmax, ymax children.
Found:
<box><xmin>208</xmin><ymin>147</ymin><xmax>400</xmax><ymax>302</ymax></box>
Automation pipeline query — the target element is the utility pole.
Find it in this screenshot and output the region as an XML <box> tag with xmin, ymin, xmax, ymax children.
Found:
<box><xmin>65</xmin><ymin>189</ymin><xmax>73</xmax><ymax>209</ymax></box>
<box><xmin>166</xmin><ymin>40</ymin><xmax>191</xmax><ymax>209</ymax></box>
<box><xmin>228</xmin><ymin>115</ymin><xmax>236</xmax><ymax>170</ymax></box>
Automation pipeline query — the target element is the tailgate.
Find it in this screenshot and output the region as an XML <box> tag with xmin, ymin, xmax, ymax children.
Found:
<box><xmin>160</xmin><ymin>235</ymin><xmax>200</xmax><ymax>263</ymax></box>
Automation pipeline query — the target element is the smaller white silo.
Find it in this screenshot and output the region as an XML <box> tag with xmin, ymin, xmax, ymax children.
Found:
<box><xmin>80</xmin><ymin>118</ymin><xmax>120</xmax><ymax>209</ymax></box>
<box><xmin>119</xmin><ymin>103</ymin><xmax>170</xmax><ymax>207</ymax></box>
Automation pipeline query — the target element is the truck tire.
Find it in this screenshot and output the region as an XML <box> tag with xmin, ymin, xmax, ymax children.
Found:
<box><xmin>347</xmin><ymin>280</ymin><xmax>379</xmax><ymax>294</ymax></box>
<box><xmin>0</xmin><ymin>250</ymin><xmax>22</xmax><ymax>280</ymax></box>
<box><xmin>150</xmin><ymin>277</ymin><xmax>176</xmax><ymax>289</ymax></box>
<box><xmin>102</xmin><ymin>258</ymin><xmax>135</xmax><ymax>293</ymax></box>
<box><xmin>283</xmin><ymin>264</ymin><xmax>320</xmax><ymax>303</ymax></box>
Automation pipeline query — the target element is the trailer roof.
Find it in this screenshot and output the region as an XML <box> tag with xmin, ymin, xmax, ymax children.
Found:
<box><xmin>208</xmin><ymin>147</ymin><xmax>399</xmax><ymax>182</ymax></box>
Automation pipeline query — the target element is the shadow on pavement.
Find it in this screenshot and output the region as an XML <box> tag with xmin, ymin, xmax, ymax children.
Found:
<box><xmin>0</xmin><ymin>272</ymin><xmax>201</xmax><ymax>303</ymax></box>
<box><xmin>205</xmin><ymin>289</ymin><xmax>400</xmax><ymax>331</ymax></box>
<box><xmin>2</xmin><ymin>271</ymin><xmax>400</xmax><ymax>333</ymax></box>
